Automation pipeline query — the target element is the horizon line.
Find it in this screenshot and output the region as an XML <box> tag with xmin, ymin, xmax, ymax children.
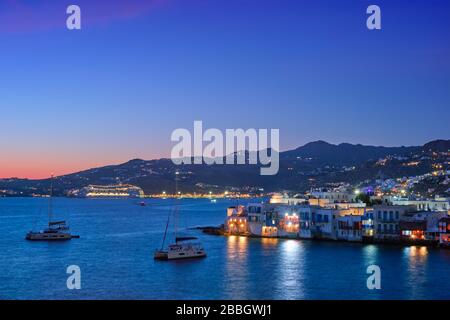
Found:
<box><xmin>1</xmin><ymin>138</ymin><xmax>446</xmax><ymax>181</ymax></box>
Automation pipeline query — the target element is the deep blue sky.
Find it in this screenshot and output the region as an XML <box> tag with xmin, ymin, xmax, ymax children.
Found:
<box><xmin>0</xmin><ymin>0</ymin><xmax>449</xmax><ymax>178</ymax></box>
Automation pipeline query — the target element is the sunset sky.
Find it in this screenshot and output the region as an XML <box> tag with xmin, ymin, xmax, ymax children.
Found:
<box><xmin>1</xmin><ymin>0</ymin><xmax>449</xmax><ymax>179</ymax></box>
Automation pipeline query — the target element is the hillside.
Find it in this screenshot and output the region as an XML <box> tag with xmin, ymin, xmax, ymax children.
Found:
<box><xmin>1</xmin><ymin>139</ymin><xmax>448</xmax><ymax>195</ymax></box>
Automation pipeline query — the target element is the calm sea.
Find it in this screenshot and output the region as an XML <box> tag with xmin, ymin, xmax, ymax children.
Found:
<box><xmin>0</xmin><ymin>197</ymin><xmax>449</xmax><ymax>300</ymax></box>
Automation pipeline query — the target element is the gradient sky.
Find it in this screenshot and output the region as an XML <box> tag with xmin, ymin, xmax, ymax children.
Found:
<box><xmin>0</xmin><ymin>0</ymin><xmax>449</xmax><ymax>179</ymax></box>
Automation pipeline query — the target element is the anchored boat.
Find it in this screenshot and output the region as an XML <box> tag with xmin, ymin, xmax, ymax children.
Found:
<box><xmin>155</xmin><ymin>237</ymin><xmax>206</xmax><ymax>260</ymax></box>
<box><xmin>26</xmin><ymin>176</ymin><xmax>79</xmax><ymax>241</ymax></box>
<box><xmin>154</xmin><ymin>172</ymin><xmax>206</xmax><ymax>260</ymax></box>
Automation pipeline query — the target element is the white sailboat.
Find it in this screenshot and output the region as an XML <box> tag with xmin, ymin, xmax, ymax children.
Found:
<box><xmin>154</xmin><ymin>172</ymin><xmax>206</xmax><ymax>260</ymax></box>
<box><xmin>26</xmin><ymin>176</ymin><xmax>78</xmax><ymax>241</ymax></box>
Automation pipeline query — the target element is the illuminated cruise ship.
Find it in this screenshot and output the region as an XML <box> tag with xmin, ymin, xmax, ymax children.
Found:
<box><xmin>70</xmin><ymin>184</ymin><xmax>144</xmax><ymax>198</ymax></box>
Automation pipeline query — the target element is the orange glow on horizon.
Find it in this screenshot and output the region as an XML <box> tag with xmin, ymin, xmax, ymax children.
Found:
<box><xmin>0</xmin><ymin>163</ymin><xmax>102</xmax><ymax>180</ymax></box>
<box><xmin>0</xmin><ymin>155</ymin><xmax>164</xmax><ymax>179</ymax></box>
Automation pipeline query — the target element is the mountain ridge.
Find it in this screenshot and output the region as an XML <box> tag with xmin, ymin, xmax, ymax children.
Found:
<box><xmin>1</xmin><ymin>139</ymin><xmax>448</xmax><ymax>195</ymax></box>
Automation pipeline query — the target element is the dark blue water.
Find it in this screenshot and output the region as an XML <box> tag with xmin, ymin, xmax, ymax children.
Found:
<box><xmin>1</xmin><ymin>197</ymin><xmax>449</xmax><ymax>300</ymax></box>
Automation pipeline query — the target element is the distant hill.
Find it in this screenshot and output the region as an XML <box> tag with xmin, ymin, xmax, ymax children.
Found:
<box><xmin>1</xmin><ymin>139</ymin><xmax>448</xmax><ymax>195</ymax></box>
<box><xmin>422</xmin><ymin>139</ymin><xmax>450</xmax><ymax>152</ymax></box>
<box><xmin>281</xmin><ymin>140</ymin><xmax>419</xmax><ymax>165</ymax></box>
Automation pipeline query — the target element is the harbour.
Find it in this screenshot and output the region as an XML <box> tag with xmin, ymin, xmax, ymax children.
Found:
<box><xmin>1</xmin><ymin>197</ymin><xmax>450</xmax><ymax>300</ymax></box>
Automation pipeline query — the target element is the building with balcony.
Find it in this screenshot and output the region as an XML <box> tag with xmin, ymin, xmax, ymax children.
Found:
<box><xmin>390</xmin><ymin>198</ymin><xmax>449</xmax><ymax>212</ymax></box>
<box><xmin>309</xmin><ymin>190</ymin><xmax>357</xmax><ymax>203</ymax></box>
<box><xmin>372</xmin><ymin>205</ymin><xmax>416</xmax><ymax>241</ymax></box>
<box><xmin>310</xmin><ymin>207</ymin><xmax>338</xmax><ymax>240</ymax></box>
<box><xmin>337</xmin><ymin>215</ymin><xmax>362</xmax><ymax>242</ymax></box>
<box><xmin>225</xmin><ymin>205</ymin><xmax>249</xmax><ymax>235</ymax></box>
<box><xmin>438</xmin><ymin>217</ymin><xmax>450</xmax><ymax>248</ymax></box>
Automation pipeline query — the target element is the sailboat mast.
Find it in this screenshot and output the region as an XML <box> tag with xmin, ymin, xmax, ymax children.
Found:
<box><xmin>48</xmin><ymin>175</ymin><xmax>54</xmax><ymax>225</ymax></box>
<box><xmin>159</xmin><ymin>171</ymin><xmax>180</xmax><ymax>250</ymax></box>
<box><xmin>174</xmin><ymin>171</ymin><xmax>179</xmax><ymax>242</ymax></box>
<box><xmin>160</xmin><ymin>213</ymin><xmax>170</xmax><ymax>250</ymax></box>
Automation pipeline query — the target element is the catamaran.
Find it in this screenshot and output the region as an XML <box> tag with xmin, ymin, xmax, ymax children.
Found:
<box><xmin>26</xmin><ymin>176</ymin><xmax>79</xmax><ymax>241</ymax></box>
<box><xmin>154</xmin><ymin>172</ymin><xmax>206</xmax><ymax>260</ymax></box>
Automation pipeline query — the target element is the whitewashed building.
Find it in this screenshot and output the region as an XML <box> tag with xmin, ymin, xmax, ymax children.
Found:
<box><xmin>337</xmin><ymin>215</ymin><xmax>362</xmax><ymax>242</ymax></box>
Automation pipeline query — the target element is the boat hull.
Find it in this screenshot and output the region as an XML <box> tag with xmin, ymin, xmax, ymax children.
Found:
<box><xmin>154</xmin><ymin>251</ymin><xmax>169</xmax><ymax>260</ymax></box>
<box><xmin>154</xmin><ymin>247</ymin><xmax>207</xmax><ymax>260</ymax></box>
<box><xmin>167</xmin><ymin>251</ymin><xmax>207</xmax><ymax>260</ymax></box>
<box><xmin>25</xmin><ymin>232</ymin><xmax>73</xmax><ymax>241</ymax></box>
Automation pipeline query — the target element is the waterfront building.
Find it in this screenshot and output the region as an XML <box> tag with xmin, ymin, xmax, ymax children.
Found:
<box><xmin>333</xmin><ymin>202</ymin><xmax>366</xmax><ymax>210</ymax></box>
<box><xmin>399</xmin><ymin>219</ymin><xmax>427</xmax><ymax>241</ymax></box>
<box><xmin>424</xmin><ymin>211</ymin><xmax>449</xmax><ymax>240</ymax></box>
<box><xmin>307</xmin><ymin>198</ymin><xmax>330</xmax><ymax>207</ymax></box>
<box><xmin>299</xmin><ymin>206</ymin><xmax>313</xmax><ymax>239</ymax></box>
<box><xmin>362</xmin><ymin>209</ymin><xmax>375</xmax><ymax>238</ymax></box>
<box><xmin>308</xmin><ymin>198</ymin><xmax>366</xmax><ymax>209</ymax></box>
<box><xmin>276</xmin><ymin>206</ymin><xmax>300</xmax><ymax>238</ymax></box>
<box><xmin>225</xmin><ymin>202</ymin><xmax>305</xmax><ymax>238</ymax></box>
<box><xmin>372</xmin><ymin>205</ymin><xmax>416</xmax><ymax>241</ymax></box>
<box><xmin>225</xmin><ymin>205</ymin><xmax>249</xmax><ymax>235</ymax></box>
<box><xmin>438</xmin><ymin>217</ymin><xmax>450</xmax><ymax>247</ymax></box>
<box><xmin>309</xmin><ymin>190</ymin><xmax>357</xmax><ymax>203</ymax></box>
<box><xmin>310</xmin><ymin>207</ymin><xmax>338</xmax><ymax>240</ymax></box>
<box><xmin>398</xmin><ymin>211</ymin><xmax>445</xmax><ymax>242</ymax></box>
<box><xmin>260</xmin><ymin>204</ymin><xmax>301</xmax><ymax>238</ymax></box>
<box><xmin>398</xmin><ymin>211</ymin><xmax>448</xmax><ymax>242</ymax></box>
<box><xmin>247</xmin><ymin>203</ymin><xmax>269</xmax><ymax>236</ymax></box>
<box><xmin>223</xmin><ymin>198</ymin><xmax>448</xmax><ymax>246</ymax></box>
<box><xmin>337</xmin><ymin>215</ymin><xmax>362</xmax><ymax>242</ymax></box>
<box><xmin>260</xmin><ymin>204</ymin><xmax>282</xmax><ymax>237</ymax></box>
<box><xmin>227</xmin><ymin>205</ymin><xmax>246</xmax><ymax>217</ymax></box>
<box><xmin>389</xmin><ymin>197</ymin><xmax>449</xmax><ymax>212</ymax></box>
<box><xmin>261</xmin><ymin>224</ymin><xmax>278</xmax><ymax>237</ymax></box>
<box><xmin>69</xmin><ymin>184</ymin><xmax>144</xmax><ymax>198</ymax></box>
<box><xmin>321</xmin><ymin>204</ymin><xmax>366</xmax><ymax>216</ymax></box>
<box><xmin>269</xmin><ymin>193</ymin><xmax>306</xmax><ymax>205</ymax></box>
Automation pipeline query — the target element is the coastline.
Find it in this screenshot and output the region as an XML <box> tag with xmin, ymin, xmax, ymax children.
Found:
<box><xmin>199</xmin><ymin>225</ymin><xmax>443</xmax><ymax>248</ymax></box>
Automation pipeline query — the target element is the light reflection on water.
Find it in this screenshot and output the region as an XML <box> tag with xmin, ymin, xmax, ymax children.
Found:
<box><xmin>404</xmin><ymin>246</ymin><xmax>429</xmax><ymax>260</ymax></box>
<box><xmin>276</xmin><ymin>240</ymin><xmax>305</xmax><ymax>299</ymax></box>
<box><xmin>362</xmin><ymin>244</ymin><xmax>379</xmax><ymax>266</ymax></box>
<box><xmin>261</xmin><ymin>237</ymin><xmax>279</xmax><ymax>248</ymax></box>
<box><xmin>225</xmin><ymin>236</ymin><xmax>250</xmax><ymax>299</ymax></box>
<box><xmin>402</xmin><ymin>246</ymin><xmax>429</xmax><ymax>299</ymax></box>
<box><xmin>224</xmin><ymin>237</ymin><xmax>307</xmax><ymax>300</ymax></box>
